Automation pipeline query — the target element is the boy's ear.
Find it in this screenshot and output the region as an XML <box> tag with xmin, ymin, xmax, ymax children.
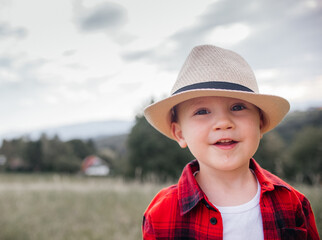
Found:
<box><xmin>171</xmin><ymin>122</ymin><xmax>187</xmax><ymax>148</ymax></box>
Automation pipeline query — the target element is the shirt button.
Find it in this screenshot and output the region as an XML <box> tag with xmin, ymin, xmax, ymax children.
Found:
<box><xmin>210</xmin><ymin>217</ymin><xmax>217</xmax><ymax>225</ymax></box>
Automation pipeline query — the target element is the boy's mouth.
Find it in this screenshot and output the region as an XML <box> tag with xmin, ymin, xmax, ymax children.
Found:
<box><xmin>214</xmin><ymin>139</ymin><xmax>238</xmax><ymax>146</ymax></box>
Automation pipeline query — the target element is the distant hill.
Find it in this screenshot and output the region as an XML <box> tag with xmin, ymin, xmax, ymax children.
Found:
<box><xmin>275</xmin><ymin>108</ymin><xmax>322</xmax><ymax>141</ymax></box>
<box><xmin>94</xmin><ymin>134</ymin><xmax>129</xmax><ymax>156</ymax></box>
<box><xmin>0</xmin><ymin>120</ymin><xmax>134</xmax><ymax>142</ymax></box>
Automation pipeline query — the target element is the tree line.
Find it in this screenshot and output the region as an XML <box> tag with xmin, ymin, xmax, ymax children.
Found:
<box><xmin>0</xmin><ymin>135</ymin><xmax>96</xmax><ymax>173</ymax></box>
<box><xmin>0</xmin><ymin>108</ymin><xmax>321</xmax><ymax>185</ymax></box>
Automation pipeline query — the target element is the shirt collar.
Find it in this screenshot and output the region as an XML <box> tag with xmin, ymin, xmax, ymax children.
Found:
<box><xmin>249</xmin><ymin>158</ymin><xmax>291</xmax><ymax>192</ymax></box>
<box><xmin>177</xmin><ymin>160</ymin><xmax>203</xmax><ymax>216</ymax></box>
<box><xmin>177</xmin><ymin>159</ymin><xmax>290</xmax><ymax>216</ymax></box>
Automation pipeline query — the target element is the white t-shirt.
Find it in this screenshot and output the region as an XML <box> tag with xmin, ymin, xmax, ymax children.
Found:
<box><xmin>214</xmin><ymin>179</ymin><xmax>264</xmax><ymax>240</ymax></box>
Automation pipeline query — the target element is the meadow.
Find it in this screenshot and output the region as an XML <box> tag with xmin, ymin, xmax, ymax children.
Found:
<box><xmin>0</xmin><ymin>174</ymin><xmax>320</xmax><ymax>240</ymax></box>
<box><xmin>0</xmin><ymin>174</ymin><xmax>164</xmax><ymax>240</ymax></box>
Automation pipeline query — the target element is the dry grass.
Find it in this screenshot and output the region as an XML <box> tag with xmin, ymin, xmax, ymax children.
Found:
<box><xmin>0</xmin><ymin>174</ymin><xmax>165</xmax><ymax>240</ymax></box>
<box><xmin>0</xmin><ymin>174</ymin><xmax>320</xmax><ymax>239</ymax></box>
<box><xmin>296</xmin><ymin>184</ymin><xmax>322</xmax><ymax>237</ymax></box>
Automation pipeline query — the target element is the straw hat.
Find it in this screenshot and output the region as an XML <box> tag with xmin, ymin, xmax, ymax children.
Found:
<box><xmin>144</xmin><ymin>45</ymin><xmax>290</xmax><ymax>140</ymax></box>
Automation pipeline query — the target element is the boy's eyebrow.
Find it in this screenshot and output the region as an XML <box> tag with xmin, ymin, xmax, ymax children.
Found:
<box><xmin>187</xmin><ymin>99</ymin><xmax>209</xmax><ymax>107</ymax></box>
<box><xmin>179</xmin><ymin>101</ymin><xmax>206</xmax><ymax>113</ymax></box>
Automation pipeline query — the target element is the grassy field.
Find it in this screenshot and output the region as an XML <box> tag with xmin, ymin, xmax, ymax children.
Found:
<box><xmin>0</xmin><ymin>174</ymin><xmax>165</xmax><ymax>240</ymax></box>
<box><xmin>296</xmin><ymin>184</ymin><xmax>322</xmax><ymax>237</ymax></box>
<box><xmin>0</xmin><ymin>174</ymin><xmax>320</xmax><ymax>240</ymax></box>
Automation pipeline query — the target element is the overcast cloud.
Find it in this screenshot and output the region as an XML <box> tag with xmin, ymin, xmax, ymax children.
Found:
<box><xmin>74</xmin><ymin>1</ymin><xmax>128</xmax><ymax>32</ymax></box>
<box><xmin>123</xmin><ymin>0</ymin><xmax>322</xmax><ymax>73</ymax></box>
<box><xmin>0</xmin><ymin>0</ymin><xmax>321</xmax><ymax>135</ymax></box>
<box><xmin>0</xmin><ymin>22</ymin><xmax>27</xmax><ymax>39</ymax></box>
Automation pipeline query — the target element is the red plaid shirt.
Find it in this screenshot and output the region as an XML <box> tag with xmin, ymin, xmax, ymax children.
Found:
<box><xmin>143</xmin><ymin>159</ymin><xmax>319</xmax><ymax>239</ymax></box>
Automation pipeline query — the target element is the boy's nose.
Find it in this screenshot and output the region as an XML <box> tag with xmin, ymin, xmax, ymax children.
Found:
<box><xmin>212</xmin><ymin>114</ymin><xmax>235</xmax><ymax>131</ymax></box>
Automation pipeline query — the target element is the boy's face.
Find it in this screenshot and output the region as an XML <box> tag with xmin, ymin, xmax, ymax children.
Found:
<box><xmin>171</xmin><ymin>96</ymin><xmax>264</xmax><ymax>173</ymax></box>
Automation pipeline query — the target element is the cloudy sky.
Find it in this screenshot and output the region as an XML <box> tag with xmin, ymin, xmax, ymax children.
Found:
<box><xmin>0</xmin><ymin>0</ymin><xmax>321</xmax><ymax>135</ymax></box>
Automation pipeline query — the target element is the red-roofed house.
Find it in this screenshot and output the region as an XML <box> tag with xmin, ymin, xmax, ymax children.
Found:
<box><xmin>82</xmin><ymin>155</ymin><xmax>110</xmax><ymax>176</ymax></box>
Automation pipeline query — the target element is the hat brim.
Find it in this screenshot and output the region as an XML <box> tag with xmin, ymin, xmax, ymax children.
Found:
<box><xmin>144</xmin><ymin>89</ymin><xmax>290</xmax><ymax>140</ymax></box>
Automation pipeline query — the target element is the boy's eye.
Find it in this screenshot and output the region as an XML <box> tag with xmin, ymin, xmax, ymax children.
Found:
<box><xmin>194</xmin><ymin>109</ymin><xmax>210</xmax><ymax>115</ymax></box>
<box><xmin>231</xmin><ymin>104</ymin><xmax>246</xmax><ymax>111</ymax></box>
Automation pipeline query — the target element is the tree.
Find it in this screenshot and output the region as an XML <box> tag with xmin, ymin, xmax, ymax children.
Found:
<box><xmin>67</xmin><ymin>139</ymin><xmax>96</xmax><ymax>159</ymax></box>
<box><xmin>40</xmin><ymin>135</ymin><xmax>82</xmax><ymax>173</ymax></box>
<box><xmin>25</xmin><ymin>139</ymin><xmax>43</xmax><ymax>171</ymax></box>
<box><xmin>0</xmin><ymin>135</ymin><xmax>95</xmax><ymax>173</ymax></box>
<box><xmin>275</xmin><ymin>108</ymin><xmax>322</xmax><ymax>142</ymax></box>
<box><xmin>127</xmin><ymin>114</ymin><xmax>193</xmax><ymax>182</ymax></box>
<box><xmin>0</xmin><ymin>138</ymin><xmax>29</xmax><ymax>171</ymax></box>
<box><xmin>284</xmin><ymin>127</ymin><xmax>322</xmax><ymax>185</ymax></box>
<box><xmin>254</xmin><ymin>131</ymin><xmax>286</xmax><ymax>176</ymax></box>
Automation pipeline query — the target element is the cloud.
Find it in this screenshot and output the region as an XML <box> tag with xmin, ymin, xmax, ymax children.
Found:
<box><xmin>62</xmin><ymin>49</ymin><xmax>77</xmax><ymax>57</ymax></box>
<box><xmin>0</xmin><ymin>54</ymin><xmax>49</xmax><ymax>99</ymax></box>
<box><xmin>0</xmin><ymin>22</ymin><xmax>27</xmax><ymax>39</ymax></box>
<box><xmin>0</xmin><ymin>52</ymin><xmax>100</xmax><ymax>130</ymax></box>
<box><xmin>0</xmin><ymin>56</ymin><xmax>12</xmax><ymax>68</ymax></box>
<box><xmin>73</xmin><ymin>1</ymin><xmax>128</xmax><ymax>32</ymax></box>
<box><xmin>0</xmin><ymin>56</ymin><xmax>21</xmax><ymax>83</ymax></box>
<box><xmin>203</xmin><ymin>23</ymin><xmax>251</xmax><ymax>46</ymax></box>
<box><xmin>122</xmin><ymin>0</ymin><xmax>322</xmax><ymax>74</ymax></box>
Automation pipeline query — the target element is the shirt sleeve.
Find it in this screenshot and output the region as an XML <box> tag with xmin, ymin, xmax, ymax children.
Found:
<box><xmin>142</xmin><ymin>214</ymin><xmax>156</xmax><ymax>240</ymax></box>
<box><xmin>299</xmin><ymin>196</ymin><xmax>320</xmax><ymax>240</ymax></box>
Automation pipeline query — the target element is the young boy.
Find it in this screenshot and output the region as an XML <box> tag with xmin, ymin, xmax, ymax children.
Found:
<box><xmin>142</xmin><ymin>45</ymin><xmax>319</xmax><ymax>239</ymax></box>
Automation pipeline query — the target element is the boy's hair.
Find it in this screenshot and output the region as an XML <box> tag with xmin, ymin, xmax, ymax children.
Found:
<box><xmin>171</xmin><ymin>106</ymin><xmax>178</xmax><ymax>123</ymax></box>
<box><xmin>144</xmin><ymin>45</ymin><xmax>290</xmax><ymax>139</ymax></box>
